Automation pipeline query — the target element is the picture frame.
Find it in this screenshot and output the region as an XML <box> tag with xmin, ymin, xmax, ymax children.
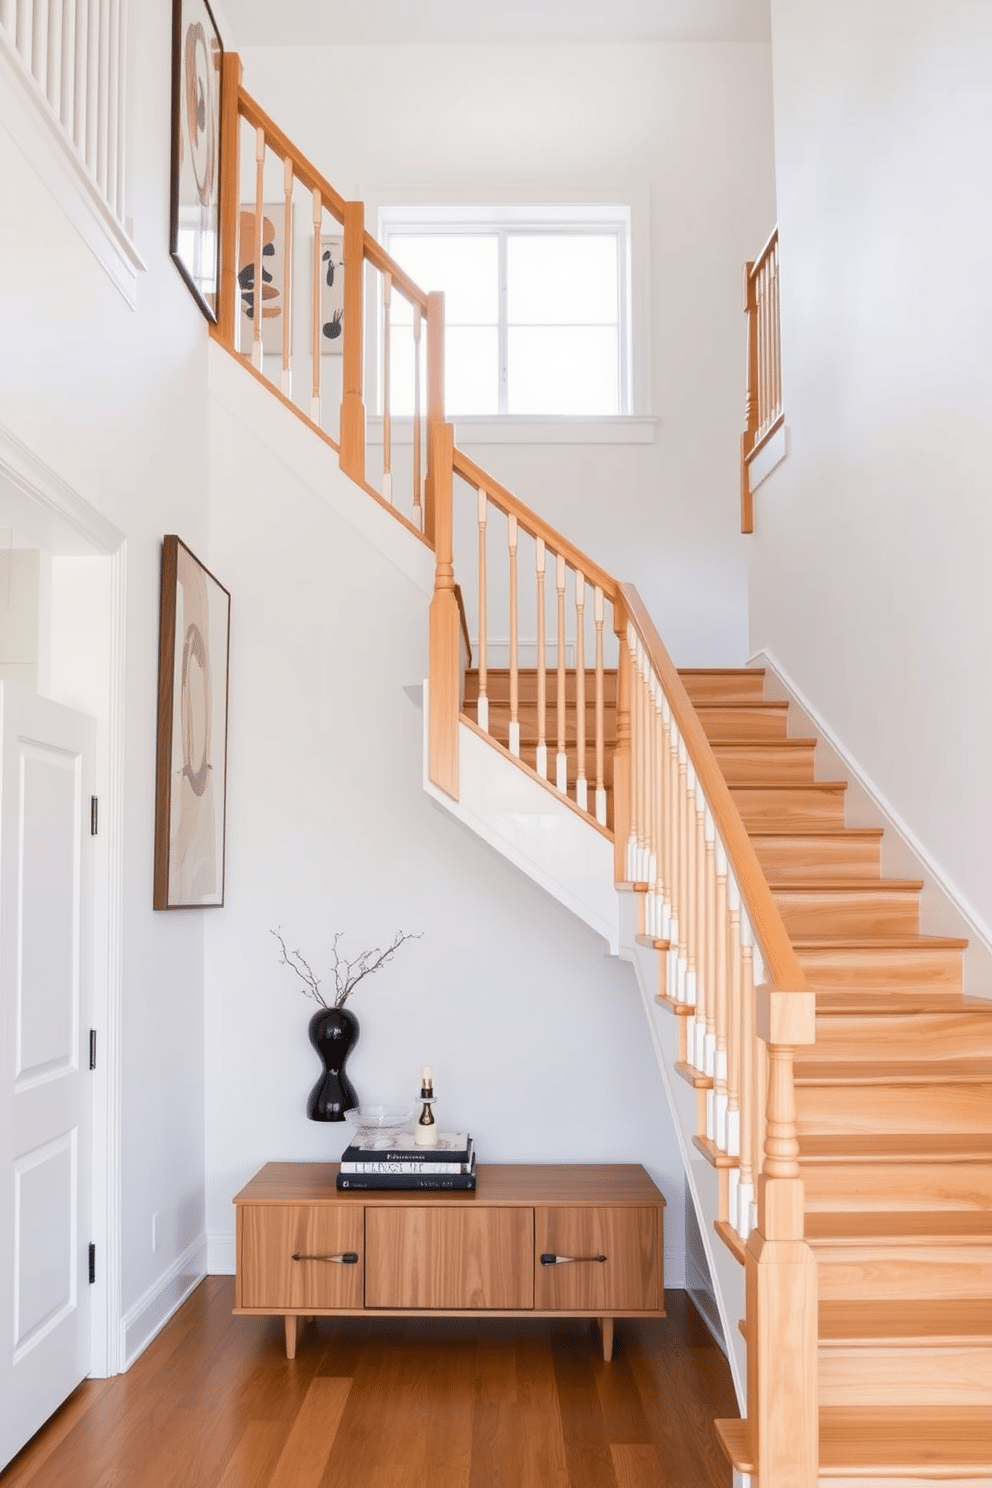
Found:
<box><xmin>319</xmin><ymin>233</ymin><xmax>345</xmax><ymax>355</ymax></box>
<box><xmin>238</xmin><ymin>203</ymin><xmax>292</xmax><ymax>357</ymax></box>
<box><xmin>154</xmin><ymin>536</ymin><xmax>231</xmax><ymax>910</ymax></box>
<box><xmin>170</xmin><ymin>0</ymin><xmax>223</xmax><ymax>321</ymax></box>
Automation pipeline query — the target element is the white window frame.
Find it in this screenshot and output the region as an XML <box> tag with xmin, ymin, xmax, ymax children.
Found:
<box><xmin>369</xmin><ymin>199</ymin><xmax>654</xmax><ymax>445</ymax></box>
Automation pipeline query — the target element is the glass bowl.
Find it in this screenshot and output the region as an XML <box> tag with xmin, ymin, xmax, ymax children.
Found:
<box><xmin>345</xmin><ymin>1104</ymin><xmax>414</xmax><ymax>1149</ymax></box>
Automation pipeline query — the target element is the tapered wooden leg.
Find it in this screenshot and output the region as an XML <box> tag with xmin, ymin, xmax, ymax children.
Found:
<box><xmin>598</xmin><ymin>1316</ymin><xmax>614</xmax><ymax>1362</ymax></box>
<box><xmin>284</xmin><ymin>1314</ymin><xmax>299</xmax><ymax>1360</ymax></box>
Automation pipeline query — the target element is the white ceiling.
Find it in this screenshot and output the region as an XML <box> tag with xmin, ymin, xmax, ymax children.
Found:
<box><xmin>221</xmin><ymin>0</ymin><xmax>771</xmax><ymax>48</ymax></box>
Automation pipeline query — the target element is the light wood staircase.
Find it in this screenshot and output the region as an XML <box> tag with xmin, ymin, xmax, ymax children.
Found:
<box><xmin>677</xmin><ymin>667</ymin><xmax>992</xmax><ymax>1483</ymax></box>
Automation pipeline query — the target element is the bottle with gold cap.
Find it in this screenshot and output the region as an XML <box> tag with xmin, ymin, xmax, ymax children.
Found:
<box><xmin>413</xmin><ymin>1064</ymin><xmax>438</xmax><ymax>1147</ymax></box>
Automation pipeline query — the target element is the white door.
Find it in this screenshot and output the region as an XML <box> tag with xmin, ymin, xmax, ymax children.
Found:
<box><xmin>0</xmin><ymin>685</ymin><xmax>94</xmax><ymax>1470</ymax></box>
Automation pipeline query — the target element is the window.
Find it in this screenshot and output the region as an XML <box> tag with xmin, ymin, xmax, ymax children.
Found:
<box><xmin>381</xmin><ymin>208</ymin><xmax>631</xmax><ymax>418</ymax></box>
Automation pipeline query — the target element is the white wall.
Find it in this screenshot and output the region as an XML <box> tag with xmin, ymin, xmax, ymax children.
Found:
<box><xmin>750</xmin><ymin>0</ymin><xmax>992</xmax><ymax>935</ymax></box>
<box><xmin>204</xmin><ymin>352</ymin><xmax>686</xmax><ymax>1278</ymax></box>
<box><xmin>0</xmin><ymin>0</ymin><xmax>215</xmax><ymax>1358</ymax></box>
<box><xmin>237</xmin><ymin>41</ymin><xmax>777</xmax><ymax>665</ymax></box>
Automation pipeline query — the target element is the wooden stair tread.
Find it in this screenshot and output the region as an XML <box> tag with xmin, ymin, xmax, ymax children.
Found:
<box><xmin>814</xmin><ymin>991</ymin><xmax>992</xmax><ymax>1016</ymax></box>
<box><xmin>714</xmin><ymin>1218</ymin><xmax>746</xmax><ymax>1264</ymax></box>
<box><xmin>692</xmin><ymin>1134</ymin><xmax>737</xmax><ymax>1169</ymax></box>
<box><xmin>751</xmin><ymin>827</ymin><xmax>885</xmax><ymax>840</ymax></box>
<box><xmin>675</xmin><ymin>1061</ymin><xmax>712</xmax><ymax>1090</ymax></box>
<box><xmin>714</xmin><ymin>1417</ymin><xmax>754</xmax><ymax>1475</ymax></box>
<box><xmin>731</xmin><ymin>780</ymin><xmax>848</xmax><ymax>793</ymax></box>
<box><xmin>818</xmin><ymin>1406</ymin><xmax>992</xmax><ymax>1473</ymax></box>
<box><xmin>794</xmin><ymin>1058</ymin><xmax>992</xmax><ymax>1085</ymax></box>
<box><xmin>795</xmin><ymin>935</ymin><xmax>970</xmax><ymax>951</ymax></box>
<box><xmin>806</xmin><ymin>1210</ymin><xmax>992</xmax><ymax>1244</ymax></box>
<box><xmin>770</xmin><ymin>878</ymin><xmax>925</xmax><ymax>893</ymax></box>
<box><xmin>799</xmin><ymin>1132</ymin><xmax>992</xmax><ymax>1162</ymax></box>
<box><xmin>819</xmin><ymin>1297</ymin><xmax>992</xmax><ymax>1344</ymax></box>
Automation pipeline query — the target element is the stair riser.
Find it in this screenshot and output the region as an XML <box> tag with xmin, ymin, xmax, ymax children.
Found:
<box><xmin>812</xmin><ymin>1013</ymin><xmax>992</xmax><ymax>1062</ymax></box>
<box><xmin>695</xmin><ymin>704</ymin><xmax>790</xmax><ymax>741</ymax></box>
<box><xmin>816</xmin><ymin>1245</ymin><xmax>992</xmax><ymax>1303</ymax></box>
<box><xmin>464</xmin><ymin>672</ymin><xmax>618</xmax><ymax>706</ymax></box>
<box><xmin>818</xmin><ymin>1347</ymin><xmax>992</xmax><ymax>1408</ymax></box>
<box><xmin>797</xmin><ymin>945</ymin><xmax>963</xmax><ymax>990</ymax></box>
<box><xmin>774</xmin><ymin>893</ymin><xmax>920</xmax><ymax>938</ymax></box>
<box><xmin>751</xmin><ymin>834</ymin><xmax>882</xmax><ymax>882</ymax></box>
<box><xmin>678</xmin><ymin>670</ymin><xmax>767</xmax><ymax>703</ymax></box>
<box><xmin>797</xmin><ymin>1086</ymin><xmax>992</xmax><ymax>1138</ymax></box>
<box><xmin>802</xmin><ymin>1162</ymin><xmax>992</xmax><ymax>1211</ymax></box>
<box><xmin>730</xmin><ymin>786</ymin><xmax>847</xmax><ymax>831</ymax></box>
<box><xmin>467</xmin><ymin>701</ymin><xmax>617</xmax><ymax>736</ymax></box>
<box><xmin>711</xmin><ymin>744</ymin><xmax>816</xmax><ymax>784</ymax></box>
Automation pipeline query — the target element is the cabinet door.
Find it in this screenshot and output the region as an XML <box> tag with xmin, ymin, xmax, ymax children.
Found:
<box><xmin>534</xmin><ymin>1206</ymin><xmax>662</xmax><ymax>1312</ymax></box>
<box><xmin>238</xmin><ymin>1204</ymin><xmax>364</xmax><ymax>1310</ymax></box>
<box><xmin>365</xmin><ymin>1206</ymin><xmax>534</xmax><ymax>1309</ymax></box>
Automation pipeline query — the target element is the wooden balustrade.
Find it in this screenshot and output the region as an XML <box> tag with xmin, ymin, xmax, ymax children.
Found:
<box><xmin>741</xmin><ymin>227</ymin><xmax>783</xmax><ymax>534</ymax></box>
<box><xmin>1</xmin><ymin>0</ymin><xmax>126</xmax><ymax>219</ymax></box>
<box><xmin>213</xmin><ymin>67</ymin><xmax>442</xmax><ymax>540</ymax></box>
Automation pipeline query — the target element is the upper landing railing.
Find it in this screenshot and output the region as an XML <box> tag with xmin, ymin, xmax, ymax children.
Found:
<box><xmin>212</xmin><ymin>57</ymin><xmax>816</xmax><ymax>1486</ymax></box>
<box><xmin>740</xmin><ymin>227</ymin><xmax>783</xmax><ymax>534</ymax></box>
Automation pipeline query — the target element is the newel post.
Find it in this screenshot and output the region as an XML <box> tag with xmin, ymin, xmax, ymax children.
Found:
<box><xmin>428</xmin><ymin>421</ymin><xmax>459</xmax><ymax>800</ymax></box>
<box><xmin>423</xmin><ymin>290</ymin><xmax>445</xmax><ymax>545</ymax></box>
<box><xmin>741</xmin><ymin>260</ymin><xmax>758</xmax><ymax>535</ymax></box>
<box><xmin>612</xmin><ymin>601</ymin><xmax>631</xmax><ymax>884</ymax></box>
<box><xmin>216</xmin><ymin>52</ymin><xmax>243</xmax><ymax>347</ymax></box>
<box><xmin>339</xmin><ymin>201</ymin><xmax>366</xmax><ymax>486</ymax></box>
<box><xmin>746</xmin><ymin>986</ymin><xmax>819</xmax><ymax>1488</ymax></box>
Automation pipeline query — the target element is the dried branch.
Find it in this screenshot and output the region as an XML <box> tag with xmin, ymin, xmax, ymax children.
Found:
<box><xmin>273</xmin><ymin>927</ymin><xmax>422</xmax><ymax>1010</ymax></box>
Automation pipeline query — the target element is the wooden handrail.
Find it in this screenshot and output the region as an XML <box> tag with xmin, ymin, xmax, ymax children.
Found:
<box><xmin>237</xmin><ymin>87</ymin><xmax>347</xmax><ymax>223</ymax></box>
<box><xmin>453</xmin><ymin>448</ymin><xmax>618</xmax><ymax>601</ymax></box>
<box><xmin>619</xmin><ymin>583</ymin><xmax>804</xmax><ymax>998</ymax></box>
<box><xmin>364</xmin><ymin>235</ymin><xmax>429</xmax><ymax>314</ymax></box>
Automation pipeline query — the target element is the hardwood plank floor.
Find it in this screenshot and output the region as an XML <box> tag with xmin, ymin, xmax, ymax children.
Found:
<box><xmin>1</xmin><ymin>1282</ymin><xmax>738</xmax><ymax>1488</ymax></box>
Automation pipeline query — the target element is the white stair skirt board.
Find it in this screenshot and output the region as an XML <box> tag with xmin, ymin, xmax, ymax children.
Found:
<box><xmin>746</xmin><ymin>421</ymin><xmax>788</xmax><ymax>493</ymax></box>
<box><xmin>422</xmin><ymin>684</ymin><xmax>620</xmax><ymax>954</ymax></box>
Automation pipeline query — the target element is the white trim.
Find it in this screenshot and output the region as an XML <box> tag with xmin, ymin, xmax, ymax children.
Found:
<box><xmin>752</xmin><ymin>647</ymin><xmax>992</xmax><ymax>998</ymax></box>
<box><xmin>0</xmin><ymin>30</ymin><xmax>144</xmax><ymax>308</ymax></box>
<box><xmin>0</xmin><ymin>422</ymin><xmax>126</xmax><ymax>556</ymax></box>
<box><xmin>207</xmin><ymin>1231</ymin><xmax>237</xmax><ymax>1276</ymax></box>
<box><xmin>746</xmin><ymin>422</ymin><xmax>788</xmax><ymax>491</ymax></box>
<box><xmin>121</xmin><ymin>1236</ymin><xmax>208</xmax><ymax>1370</ymax></box>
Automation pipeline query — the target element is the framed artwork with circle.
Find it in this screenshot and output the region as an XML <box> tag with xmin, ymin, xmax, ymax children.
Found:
<box><xmin>154</xmin><ymin>536</ymin><xmax>231</xmax><ymax>909</ymax></box>
<box><xmin>170</xmin><ymin>0</ymin><xmax>223</xmax><ymax>320</ymax></box>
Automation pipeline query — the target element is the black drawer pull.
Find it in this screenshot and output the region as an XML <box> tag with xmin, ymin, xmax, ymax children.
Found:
<box><xmin>291</xmin><ymin>1251</ymin><xmax>359</xmax><ymax>1264</ymax></box>
<box><xmin>540</xmin><ymin>1252</ymin><xmax>607</xmax><ymax>1266</ymax></box>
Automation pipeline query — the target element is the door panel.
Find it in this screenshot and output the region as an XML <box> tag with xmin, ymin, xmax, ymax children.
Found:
<box><xmin>0</xmin><ymin>687</ymin><xmax>94</xmax><ymax>1472</ymax></box>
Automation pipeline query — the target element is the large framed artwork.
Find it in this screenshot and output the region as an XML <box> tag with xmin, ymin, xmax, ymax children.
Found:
<box><xmin>154</xmin><ymin>536</ymin><xmax>231</xmax><ymax>909</ymax></box>
<box><xmin>170</xmin><ymin>0</ymin><xmax>223</xmax><ymax>321</ymax></box>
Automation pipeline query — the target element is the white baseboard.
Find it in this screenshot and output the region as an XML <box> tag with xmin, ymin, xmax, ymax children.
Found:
<box><xmin>121</xmin><ymin>1235</ymin><xmax>208</xmax><ymax>1370</ymax></box>
<box><xmin>686</xmin><ymin>1253</ymin><xmax>726</xmax><ymax>1354</ymax></box>
<box><xmin>208</xmin><ymin>1231</ymin><xmax>237</xmax><ymax>1276</ymax></box>
<box><xmin>751</xmin><ymin>648</ymin><xmax>992</xmax><ymax>998</ymax></box>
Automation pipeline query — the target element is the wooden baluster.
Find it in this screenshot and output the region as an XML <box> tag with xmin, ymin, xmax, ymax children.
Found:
<box><xmin>704</xmin><ymin>813</ymin><xmax>717</xmax><ymax>1082</ymax></box>
<box><xmin>574</xmin><ymin>574</ymin><xmax>587</xmax><ymax>810</ymax></box>
<box><xmin>423</xmin><ymin>291</ymin><xmax>444</xmax><ymax>545</ymax></box>
<box><xmin>412</xmin><ymin>304</ymin><xmax>423</xmax><ymax>527</ymax></box>
<box><xmin>535</xmin><ymin>540</ymin><xmax>548</xmax><ymax>779</ymax></box>
<box><xmin>772</xmin><ymin>239</ymin><xmax>781</xmax><ymax>419</ymax></box>
<box><xmin>555</xmin><ymin>555</ymin><xmax>567</xmax><ymax>794</ymax></box>
<box><xmin>251</xmin><ymin>127</ymin><xmax>265</xmax><ymax>371</ymax></box>
<box><xmin>280</xmin><ymin>155</ymin><xmax>293</xmax><ymax>398</ymax></box>
<box><xmin>650</xmin><ymin>678</ymin><xmax>663</xmax><ymax>935</ymax></box>
<box><xmin>656</xmin><ymin>691</ymin><xmax>670</xmax><ymax>942</ymax></box>
<box><xmin>741</xmin><ymin>260</ymin><xmax>758</xmax><ymax>534</ymax></box>
<box><xmin>339</xmin><ymin>200</ymin><xmax>365</xmax><ymax>484</ymax></box>
<box><xmin>381</xmin><ymin>273</ymin><xmax>392</xmax><ymax>504</ymax></box>
<box><xmin>427</xmin><ymin>421</ymin><xmax>459</xmax><ymax>800</ymax></box>
<box><xmin>310</xmin><ymin>191</ymin><xmax>322</xmax><ymax>421</ymax></box>
<box><xmin>726</xmin><ymin>887</ymin><xmax>743</xmax><ymax>1229</ymax></box>
<box><xmin>476</xmin><ymin>488</ymin><xmax>489</xmax><ymax>733</ymax></box>
<box><xmin>676</xmin><ymin>738</ymin><xmax>689</xmax><ymax>1004</ymax></box>
<box><xmin>738</xmin><ymin>931</ymin><xmax>755</xmax><ymax>1238</ymax></box>
<box><xmin>216</xmin><ymin>54</ymin><xmax>242</xmax><ymax>346</ymax></box>
<box><xmin>593</xmin><ymin>587</ymin><xmax>606</xmax><ymax>825</ymax></box>
<box><xmin>508</xmin><ymin>514</ymin><xmax>520</xmax><ymax>757</ymax></box>
<box><xmin>713</xmin><ymin>843</ymin><xmax>729</xmax><ymax>1150</ymax></box>
<box><xmin>631</xmin><ymin>644</ymin><xmax>643</xmax><ymax>879</ymax></box>
<box><xmin>691</xmin><ymin>790</ymin><xmax>707</xmax><ymax>1068</ymax></box>
<box><xmin>612</xmin><ymin>605</ymin><xmax>631</xmax><ymax>885</ymax></box>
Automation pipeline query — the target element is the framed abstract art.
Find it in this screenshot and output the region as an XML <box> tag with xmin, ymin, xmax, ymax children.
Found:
<box><xmin>154</xmin><ymin>536</ymin><xmax>231</xmax><ymax>909</ymax></box>
<box><xmin>170</xmin><ymin>0</ymin><xmax>223</xmax><ymax>320</ymax></box>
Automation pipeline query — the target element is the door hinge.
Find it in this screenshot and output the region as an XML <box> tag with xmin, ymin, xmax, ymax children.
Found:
<box><xmin>90</xmin><ymin>796</ymin><xmax>99</xmax><ymax>836</ymax></box>
<box><xmin>89</xmin><ymin>1029</ymin><xmax>97</xmax><ymax>1070</ymax></box>
<box><xmin>88</xmin><ymin>1243</ymin><xmax>96</xmax><ymax>1284</ymax></box>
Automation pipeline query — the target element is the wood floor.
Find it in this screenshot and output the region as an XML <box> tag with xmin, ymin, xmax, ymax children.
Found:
<box><xmin>1</xmin><ymin>1281</ymin><xmax>738</xmax><ymax>1488</ymax></box>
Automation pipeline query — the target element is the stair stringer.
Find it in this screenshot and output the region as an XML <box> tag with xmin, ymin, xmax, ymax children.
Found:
<box><xmin>619</xmin><ymin>906</ymin><xmax>747</xmax><ymax>1410</ymax></box>
<box><xmin>422</xmin><ymin>688</ymin><xmax>620</xmax><ymax>952</ymax></box>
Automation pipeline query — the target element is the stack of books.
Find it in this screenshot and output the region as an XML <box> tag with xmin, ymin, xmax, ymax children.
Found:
<box><xmin>336</xmin><ymin>1131</ymin><xmax>476</xmax><ymax>1191</ymax></box>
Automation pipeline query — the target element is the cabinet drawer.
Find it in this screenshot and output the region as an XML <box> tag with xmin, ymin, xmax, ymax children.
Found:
<box><xmin>365</xmin><ymin>1206</ymin><xmax>534</xmax><ymax>1310</ymax></box>
<box><xmin>534</xmin><ymin>1206</ymin><xmax>662</xmax><ymax>1312</ymax></box>
<box><xmin>238</xmin><ymin>1205</ymin><xmax>364</xmax><ymax>1310</ymax></box>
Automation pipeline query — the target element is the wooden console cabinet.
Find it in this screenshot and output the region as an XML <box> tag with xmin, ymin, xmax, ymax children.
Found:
<box><xmin>233</xmin><ymin>1163</ymin><xmax>665</xmax><ymax>1361</ymax></box>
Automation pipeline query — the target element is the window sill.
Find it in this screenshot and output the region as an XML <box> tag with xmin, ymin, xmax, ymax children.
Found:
<box><xmin>366</xmin><ymin>416</ymin><xmax>657</xmax><ymax>447</ymax></box>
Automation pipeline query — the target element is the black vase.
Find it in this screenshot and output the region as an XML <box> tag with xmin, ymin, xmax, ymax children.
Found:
<box><xmin>307</xmin><ymin>1004</ymin><xmax>359</xmax><ymax>1121</ymax></box>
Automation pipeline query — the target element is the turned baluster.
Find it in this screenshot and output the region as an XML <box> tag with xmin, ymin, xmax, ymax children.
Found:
<box><xmin>703</xmin><ymin>812</ymin><xmax>717</xmax><ymax>1079</ymax></box>
<box><xmin>555</xmin><ymin>556</ymin><xmax>568</xmax><ymax>794</ymax></box>
<box><xmin>476</xmin><ymin>488</ymin><xmax>489</xmax><ymax>733</ymax></box>
<box><xmin>251</xmin><ymin>127</ymin><xmax>265</xmax><ymax>371</ymax></box>
<box><xmin>574</xmin><ymin>573</ymin><xmax>587</xmax><ymax>811</ymax></box>
<box><xmin>310</xmin><ymin>191</ymin><xmax>322</xmax><ymax>422</ymax></box>
<box><xmin>612</xmin><ymin>610</ymin><xmax>632</xmax><ymax>886</ymax></box>
<box><xmin>412</xmin><ymin>304</ymin><xmax>423</xmax><ymax>525</ymax></box>
<box><xmin>713</xmin><ymin>844</ymin><xmax>729</xmax><ymax>1150</ymax></box>
<box><xmin>676</xmin><ymin>739</ymin><xmax>690</xmax><ymax>1004</ymax></box>
<box><xmin>738</xmin><ymin>931</ymin><xmax>756</xmax><ymax>1236</ymax></box>
<box><xmin>381</xmin><ymin>272</ymin><xmax>392</xmax><ymax>503</ymax></box>
<box><xmin>535</xmin><ymin>540</ymin><xmax>548</xmax><ymax>779</ymax></box>
<box><xmin>508</xmin><ymin>514</ymin><xmax>520</xmax><ymax>757</ymax></box>
<box><xmin>339</xmin><ymin>200</ymin><xmax>365</xmax><ymax>481</ymax></box>
<box><xmin>593</xmin><ymin>588</ymin><xmax>606</xmax><ymax>826</ymax></box>
<box><xmin>280</xmin><ymin>156</ymin><xmax>293</xmax><ymax>398</ymax></box>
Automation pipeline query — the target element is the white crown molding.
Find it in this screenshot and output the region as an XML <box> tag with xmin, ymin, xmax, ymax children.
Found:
<box><xmin>0</xmin><ymin>31</ymin><xmax>145</xmax><ymax>309</ymax></box>
<box><xmin>0</xmin><ymin>420</ymin><xmax>125</xmax><ymax>556</ymax></box>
